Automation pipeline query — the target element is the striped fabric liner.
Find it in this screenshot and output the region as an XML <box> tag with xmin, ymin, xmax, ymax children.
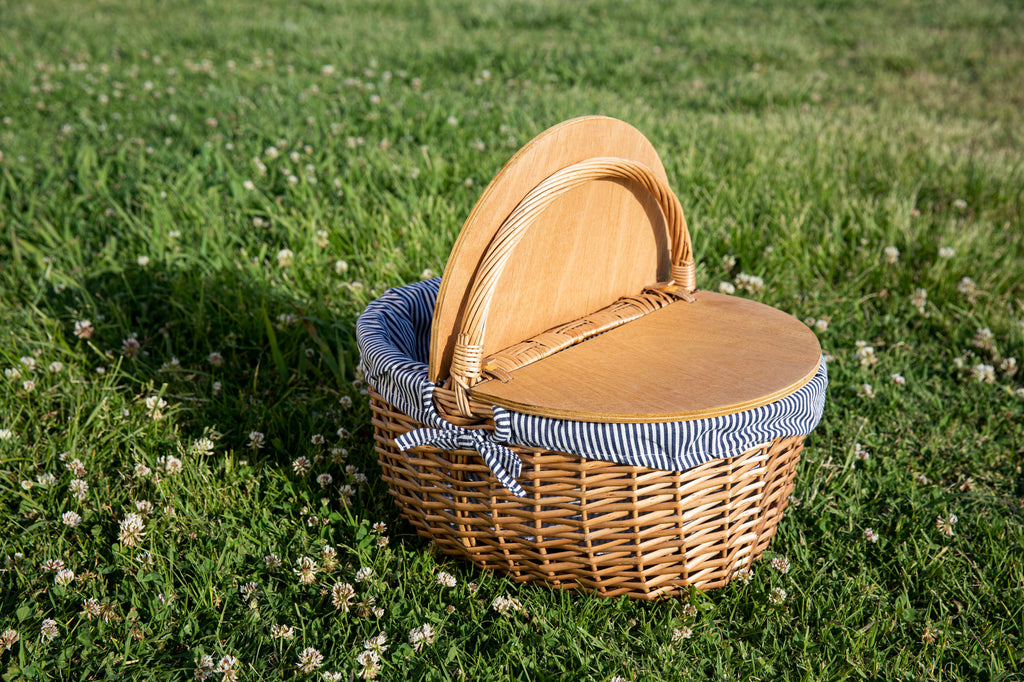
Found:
<box><xmin>357</xmin><ymin>278</ymin><xmax>827</xmax><ymax>497</ymax></box>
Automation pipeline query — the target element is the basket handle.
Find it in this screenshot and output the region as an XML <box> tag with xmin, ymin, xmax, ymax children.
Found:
<box><xmin>449</xmin><ymin>156</ymin><xmax>696</xmax><ymax>416</ymax></box>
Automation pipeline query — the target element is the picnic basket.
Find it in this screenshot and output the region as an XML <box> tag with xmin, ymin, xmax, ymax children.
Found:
<box><xmin>358</xmin><ymin>116</ymin><xmax>826</xmax><ymax>599</ymax></box>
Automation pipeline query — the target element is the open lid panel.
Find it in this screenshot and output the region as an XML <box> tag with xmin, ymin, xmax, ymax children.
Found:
<box><xmin>429</xmin><ymin>116</ymin><xmax>673</xmax><ymax>383</ymax></box>
<box><xmin>430</xmin><ymin>116</ymin><xmax>821</xmax><ymax>423</ymax></box>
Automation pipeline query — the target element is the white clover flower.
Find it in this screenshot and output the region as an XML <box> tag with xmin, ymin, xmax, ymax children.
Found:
<box><xmin>971</xmin><ymin>364</ymin><xmax>995</xmax><ymax>383</ymax></box>
<box><xmin>769</xmin><ymin>587</ymin><xmax>787</xmax><ymax>605</ymax></box>
<box><xmin>315</xmin><ymin>230</ymin><xmax>329</xmax><ymax>249</ymax></box>
<box><xmin>854</xmin><ymin>341</ymin><xmax>878</xmax><ymax>366</ymax></box>
<box><xmin>491</xmin><ymin>595</ymin><xmax>523</xmax><ymax>616</ymax></box>
<box><xmin>277</xmin><ymin>248</ymin><xmax>294</xmax><ymax>268</ymax></box>
<box><xmin>957</xmin><ymin>277</ymin><xmax>978</xmax><ymax>302</ymax></box>
<box><xmin>37</xmin><ymin>472</ymin><xmax>56</xmax><ymax>486</ymax></box>
<box><xmin>292</xmin><ymin>456</ymin><xmax>312</xmax><ymax>475</ymax></box>
<box><xmin>938</xmin><ymin>246</ymin><xmax>955</xmax><ymax>259</ymax></box>
<box><xmin>883</xmin><ymin>246</ymin><xmax>900</xmax><ymax>264</ymax></box>
<box><xmin>671</xmin><ymin>626</ymin><xmax>693</xmax><ymax>641</ymax></box>
<box><xmin>334</xmin><ymin>259</ymin><xmax>349</xmax><ymax>275</ymax></box>
<box><xmin>294</xmin><ymin>556</ymin><xmax>318</xmax><ymax>584</ymax></box>
<box><xmin>734</xmin><ymin>272</ymin><xmax>764</xmax><ymax>293</ymax></box>
<box><xmin>972</xmin><ymin>327</ymin><xmax>994</xmax><ymax>351</ymax></box>
<box><xmin>118</xmin><ymin>513</ymin><xmax>146</xmax><ymax>547</ymax></box>
<box><xmin>4</xmin><ymin>368</ymin><xmax>21</xmax><ymax>380</ymax></box>
<box><xmin>48</xmin><ymin>361</ymin><xmax>63</xmax><ymax>373</ymax></box>
<box><xmin>952</xmin><ymin>199</ymin><xmax>967</xmax><ymax>211</ymax></box>
<box><xmin>331</xmin><ymin>582</ymin><xmax>355</xmax><ymax>611</ymax></box>
<box><xmin>1001</xmin><ymin>357</ymin><xmax>1018</xmax><ymax>376</ymax></box>
<box><xmin>73</xmin><ymin>320</ymin><xmax>94</xmax><ymax>339</ymax></box>
<box><xmin>264</xmin><ymin>553</ymin><xmax>282</xmax><ymax>570</ymax></box>
<box><xmin>248</xmin><ymin>431</ymin><xmax>265</xmax><ymax>449</ymax></box>
<box><xmin>19</xmin><ymin>356</ymin><xmax>35</xmax><ymax>370</ymax></box>
<box><xmin>118</xmin><ymin>335</ymin><xmax>142</xmax><ymax>358</ymax></box>
<box><xmin>436</xmin><ymin>571</ymin><xmax>457</xmax><ymax>588</ymax></box>
<box><xmin>936</xmin><ymin>513</ymin><xmax>958</xmax><ymax>537</ymax></box>
<box><xmin>194</xmin><ymin>654</ymin><xmax>215</xmax><ymax>681</ymax></box>
<box><xmin>55</xmin><ymin>568</ymin><xmax>75</xmax><ymax>586</ymax></box>
<box><xmin>1</xmin><ymin>629</ymin><xmax>19</xmax><ymax>651</ymax></box>
<box><xmin>207</xmin><ymin>351</ymin><xmax>225</xmax><ymax>367</ymax></box>
<box><xmin>855</xmin><ymin>443</ymin><xmax>870</xmax><ymax>461</ymax></box>
<box><xmin>364</xmin><ymin>632</ymin><xmax>387</xmax><ymax>655</ymax></box>
<box><xmin>40</xmin><ymin>619</ymin><xmax>59</xmax><ymax>643</ymax></box>
<box><xmin>356</xmin><ymin>650</ymin><xmax>380</xmax><ymax>675</ymax></box>
<box><xmin>162</xmin><ymin>456</ymin><xmax>183</xmax><ymax>474</ymax></box>
<box><xmin>355</xmin><ymin>566</ymin><xmax>374</xmax><ymax>582</ymax></box>
<box><xmin>891</xmin><ymin>373</ymin><xmax>906</xmax><ymax>385</ymax></box>
<box><xmin>408</xmin><ymin>623</ymin><xmax>436</xmax><ymax>652</ymax></box>
<box><xmin>770</xmin><ymin>556</ymin><xmax>790</xmax><ymax>574</ymax></box>
<box><xmin>316</xmin><ymin>473</ymin><xmax>333</xmax><ymax>488</ymax></box>
<box><xmin>718</xmin><ymin>281</ymin><xmax>736</xmax><ymax>295</ymax></box>
<box><xmin>192</xmin><ymin>438</ymin><xmax>215</xmax><ymax>456</ymax></box>
<box><xmin>69</xmin><ymin>478</ymin><xmax>88</xmax><ymax>501</ymax></box>
<box><xmin>911</xmin><ymin>288</ymin><xmax>928</xmax><ymax>314</ymax></box>
<box><xmin>62</xmin><ymin>511</ymin><xmax>82</xmax><ymax>527</ymax></box>
<box><xmin>864</xmin><ymin>528</ymin><xmax>879</xmax><ymax>543</ymax></box>
<box><xmin>137</xmin><ymin>255</ymin><xmax>150</xmax><ymax>267</ymax></box>
<box><xmin>270</xmin><ymin>623</ymin><xmax>295</xmax><ymax>639</ymax></box>
<box><xmin>217</xmin><ymin>655</ymin><xmax>239</xmax><ymax>680</ymax></box>
<box><xmin>240</xmin><ymin>582</ymin><xmax>259</xmax><ymax>603</ymax></box>
<box><xmin>145</xmin><ymin>395</ymin><xmax>168</xmax><ymax>419</ymax></box>
<box><xmin>134</xmin><ymin>463</ymin><xmax>151</xmax><ymax>478</ymax></box>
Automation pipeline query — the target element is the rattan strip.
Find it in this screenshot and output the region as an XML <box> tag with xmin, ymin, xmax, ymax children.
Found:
<box><xmin>370</xmin><ymin>390</ymin><xmax>804</xmax><ymax>599</ymax></box>
<box><xmin>449</xmin><ymin>157</ymin><xmax>696</xmax><ymax>416</ymax></box>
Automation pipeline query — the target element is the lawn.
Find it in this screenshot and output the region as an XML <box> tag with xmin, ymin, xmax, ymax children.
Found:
<box><xmin>1</xmin><ymin>0</ymin><xmax>1022</xmax><ymax>679</ymax></box>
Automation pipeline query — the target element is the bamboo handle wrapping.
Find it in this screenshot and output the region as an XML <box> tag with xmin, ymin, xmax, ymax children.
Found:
<box><xmin>449</xmin><ymin>157</ymin><xmax>696</xmax><ymax>417</ymax></box>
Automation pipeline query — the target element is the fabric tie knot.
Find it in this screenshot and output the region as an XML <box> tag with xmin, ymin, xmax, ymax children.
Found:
<box><xmin>395</xmin><ymin>414</ymin><xmax>524</xmax><ymax>497</ymax></box>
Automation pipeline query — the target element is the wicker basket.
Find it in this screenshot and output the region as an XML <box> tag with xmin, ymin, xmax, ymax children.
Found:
<box><xmin>360</xmin><ymin>117</ymin><xmax>825</xmax><ymax>600</ymax></box>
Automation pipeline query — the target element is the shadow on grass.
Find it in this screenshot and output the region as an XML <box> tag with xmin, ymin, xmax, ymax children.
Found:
<box><xmin>50</xmin><ymin>259</ymin><xmax>412</xmax><ymax>530</ymax></box>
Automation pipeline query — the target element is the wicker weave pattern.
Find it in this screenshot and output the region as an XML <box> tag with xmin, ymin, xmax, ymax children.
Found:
<box><xmin>372</xmin><ymin>390</ymin><xmax>804</xmax><ymax>600</ymax></box>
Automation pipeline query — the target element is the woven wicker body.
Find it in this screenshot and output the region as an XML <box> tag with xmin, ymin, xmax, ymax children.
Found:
<box><xmin>371</xmin><ymin>390</ymin><xmax>804</xmax><ymax>600</ymax></box>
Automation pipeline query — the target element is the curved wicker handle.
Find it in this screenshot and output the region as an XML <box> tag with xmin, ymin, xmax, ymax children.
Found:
<box><xmin>449</xmin><ymin>156</ymin><xmax>696</xmax><ymax>416</ymax></box>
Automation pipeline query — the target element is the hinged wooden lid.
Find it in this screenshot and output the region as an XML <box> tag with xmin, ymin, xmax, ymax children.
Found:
<box><xmin>429</xmin><ymin>116</ymin><xmax>674</xmax><ymax>383</ymax></box>
<box><xmin>431</xmin><ymin>117</ymin><xmax>820</xmax><ymax>423</ymax></box>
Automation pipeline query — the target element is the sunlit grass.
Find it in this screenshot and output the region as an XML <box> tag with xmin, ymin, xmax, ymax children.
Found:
<box><xmin>1</xmin><ymin>0</ymin><xmax>1022</xmax><ymax>679</ymax></box>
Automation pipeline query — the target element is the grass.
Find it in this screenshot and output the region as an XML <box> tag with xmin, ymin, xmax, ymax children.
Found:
<box><xmin>1</xmin><ymin>0</ymin><xmax>1023</xmax><ymax>679</ymax></box>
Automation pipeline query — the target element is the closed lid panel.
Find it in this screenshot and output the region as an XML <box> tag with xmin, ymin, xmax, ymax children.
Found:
<box><xmin>469</xmin><ymin>291</ymin><xmax>822</xmax><ymax>423</ymax></box>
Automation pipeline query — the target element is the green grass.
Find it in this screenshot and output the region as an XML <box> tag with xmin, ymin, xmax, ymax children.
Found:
<box><xmin>1</xmin><ymin>0</ymin><xmax>1023</xmax><ymax>679</ymax></box>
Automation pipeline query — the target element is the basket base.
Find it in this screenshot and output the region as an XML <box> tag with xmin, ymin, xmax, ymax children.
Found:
<box><xmin>370</xmin><ymin>390</ymin><xmax>803</xmax><ymax>600</ymax></box>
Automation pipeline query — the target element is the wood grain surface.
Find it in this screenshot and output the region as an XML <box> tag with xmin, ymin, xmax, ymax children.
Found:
<box><xmin>429</xmin><ymin>116</ymin><xmax>672</xmax><ymax>383</ymax></box>
<box><xmin>468</xmin><ymin>291</ymin><xmax>822</xmax><ymax>423</ymax></box>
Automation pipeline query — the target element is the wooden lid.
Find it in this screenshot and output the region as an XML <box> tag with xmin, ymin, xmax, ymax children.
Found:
<box><xmin>428</xmin><ymin>116</ymin><xmax>672</xmax><ymax>383</ymax></box>
<box><xmin>468</xmin><ymin>291</ymin><xmax>822</xmax><ymax>423</ymax></box>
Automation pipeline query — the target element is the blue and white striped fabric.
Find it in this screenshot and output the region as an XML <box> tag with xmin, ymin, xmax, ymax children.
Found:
<box><xmin>357</xmin><ymin>278</ymin><xmax>827</xmax><ymax>497</ymax></box>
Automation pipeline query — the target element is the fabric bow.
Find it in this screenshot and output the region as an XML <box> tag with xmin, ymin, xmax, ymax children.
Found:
<box><xmin>395</xmin><ymin>411</ymin><xmax>525</xmax><ymax>497</ymax></box>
